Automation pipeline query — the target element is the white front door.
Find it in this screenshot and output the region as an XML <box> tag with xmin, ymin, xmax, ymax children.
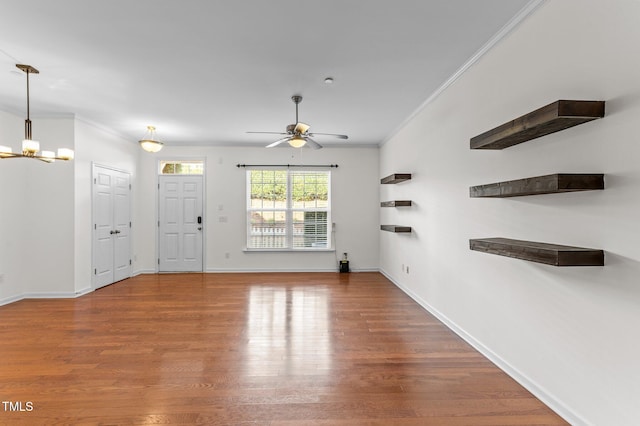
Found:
<box><xmin>93</xmin><ymin>165</ymin><xmax>131</xmax><ymax>289</ymax></box>
<box><xmin>159</xmin><ymin>175</ymin><xmax>203</xmax><ymax>272</ymax></box>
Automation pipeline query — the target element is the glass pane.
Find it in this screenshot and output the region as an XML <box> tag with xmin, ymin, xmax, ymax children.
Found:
<box><xmin>250</xmin><ymin>170</ymin><xmax>287</xmax><ymax>210</ymax></box>
<box><xmin>292</xmin><ymin>210</ymin><xmax>328</xmax><ymax>248</ymax></box>
<box><xmin>291</xmin><ymin>172</ymin><xmax>329</xmax><ymax>209</ymax></box>
<box><xmin>160</xmin><ymin>161</ymin><xmax>204</xmax><ymax>175</ymax></box>
<box><xmin>250</xmin><ymin>184</ymin><xmax>263</xmax><ymax>209</ymax></box>
<box><xmin>249</xmin><ymin>210</ymin><xmax>288</xmax><ymax>249</ymax></box>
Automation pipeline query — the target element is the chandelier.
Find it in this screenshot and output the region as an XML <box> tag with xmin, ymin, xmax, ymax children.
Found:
<box><xmin>0</xmin><ymin>64</ymin><xmax>74</xmax><ymax>162</ymax></box>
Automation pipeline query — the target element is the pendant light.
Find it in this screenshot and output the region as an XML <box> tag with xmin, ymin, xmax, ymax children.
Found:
<box><xmin>138</xmin><ymin>125</ymin><xmax>163</xmax><ymax>153</ymax></box>
<box><xmin>0</xmin><ymin>64</ymin><xmax>74</xmax><ymax>162</ymax></box>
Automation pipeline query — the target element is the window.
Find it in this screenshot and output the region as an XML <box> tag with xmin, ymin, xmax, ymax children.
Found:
<box><xmin>247</xmin><ymin>169</ymin><xmax>331</xmax><ymax>250</ymax></box>
<box><xmin>159</xmin><ymin>160</ymin><xmax>204</xmax><ymax>175</ymax></box>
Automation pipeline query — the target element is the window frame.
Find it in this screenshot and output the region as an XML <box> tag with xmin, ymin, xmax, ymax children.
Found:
<box><xmin>245</xmin><ymin>169</ymin><xmax>332</xmax><ymax>252</ymax></box>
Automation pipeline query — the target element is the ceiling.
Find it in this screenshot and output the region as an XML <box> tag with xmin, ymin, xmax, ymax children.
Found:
<box><xmin>0</xmin><ymin>0</ymin><xmax>533</xmax><ymax>148</ymax></box>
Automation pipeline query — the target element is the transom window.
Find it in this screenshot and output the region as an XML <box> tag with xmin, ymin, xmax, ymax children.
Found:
<box><xmin>159</xmin><ymin>160</ymin><xmax>204</xmax><ymax>175</ymax></box>
<box><xmin>247</xmin><ymin>169</ymin><xmax>331</xmax><ymax>250</ymax></box>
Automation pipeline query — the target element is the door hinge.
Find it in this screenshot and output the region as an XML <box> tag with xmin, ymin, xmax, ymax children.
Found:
<box><xmin>129</xmin><ymin>184</ymin><xmax>132</xmax><ymax>190</ymax></box>
<box><xmin>158</xmin><ymin>221</ymin><xmax>160</xmax><ymax>227</ymax></box>
<box><xmin>94</xmin><ymin>178</ymin><xmax>96</xmax><ymax>184</ymax></box>
<box><xmin>158</xmin><ymin>183</ymin><xmax>160</xmax><ymax>190</ymax></box>
<box><xmin>158</xmin><ymin>258</ymin><xmax>160</xmax><ymax>265</ymax></box>
<box><xmin>129</xmin><ymin>221</ymin><xmax>132</xmax><ymax>228</ymax></box>
<box><xmin>94</xmin><ymin>224</ymin><xmax>97</xmax><ymax>230</ymax></box>
<box><xmin>129</xmin><ymin>259</ymin><xmax>132</xmax><ymax>265</ymax></box>
<box><xmin>94</xmin><ymin>268</ymin><xmax>97</xmax><ymax>275</ymax></box>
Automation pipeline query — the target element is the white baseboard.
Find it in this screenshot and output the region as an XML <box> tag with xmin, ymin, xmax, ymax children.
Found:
<box><xmin>204</xmin><ymin>267</ymin><xmax>379</xmax><ymax>273</ymax></box>
<box><xmin>133</xmin><ymin>269</ymin><xmax>156</xmax><ymax>276</ymax></box>
<box><xmin>22</xmin><ymin>291</ymin><xmax>83</xmax><ymax>299</ymax></box>
<box><xmin>74</xmin><ymin>286</ymin><xmax>93</xmax><ymax>297</ymax></box>
<box><xmin>0</xmin><ymin>293</ymin><xmax>24</xmax><ymax>307</ymax></box>
<box><xmin>379</xmin><ymin>268</ymin><xmax>584</xmax><ymax>426</ymax></box>
<box><xmin>0</xmin><ymin>286</ymin><xmax>93</xmax><ymax>307</ymax></box>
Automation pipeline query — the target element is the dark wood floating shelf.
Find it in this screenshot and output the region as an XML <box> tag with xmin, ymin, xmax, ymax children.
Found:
<box><xmin>380</xmin><ymin>225</ymin><xmax>412</xmax><ymax>233</ymax></box>
<box><xmin>381</xmin><ymin>173</ymin><xmax>412</xmax><ymax>184</ymax></box>
<box><xmin>381</xmin><ymin>200</ymin><xmax>412</xmax><ymax>207</ymax></box>
<box><xmin>470</xmin><ymin>238</ymin><xmax>604</xmax><ymax>266</ymax></box>
<box><xmin>470</xmin><ymin>173</ymin><xmax>604</xmax><ymax>198</ymax></box>
<box><xmin>470</xmin><ymin>100</ymin><xmax>605</xmax><ymax>150</ymax></box>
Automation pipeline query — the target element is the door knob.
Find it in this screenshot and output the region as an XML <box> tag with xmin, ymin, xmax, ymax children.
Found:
<box><xmin>198</xmin><ymin>227</ymin><xmax>202</xmax><ymax>231</ymax></box>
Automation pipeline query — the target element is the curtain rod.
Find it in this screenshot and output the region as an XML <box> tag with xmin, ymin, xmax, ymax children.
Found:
<box><xmin>236</xmin><ymin>164</ymin><xmax>338</xmax><ymax>168</ymax></box>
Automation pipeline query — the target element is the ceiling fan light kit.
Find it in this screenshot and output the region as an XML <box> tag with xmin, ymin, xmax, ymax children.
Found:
<box><xmin>0</xmin><ymin>64</ymin><xmax>75</xmax><ymax>162</ymax></box>
<box><xmin>247</xmin><ymin>95</ymin><xmax>348</xmax><ymax>149</ymax></box>
<box><xmin>288</xmin><ymin>135</ymin><xmax>307</xmax><ymax>148</ymax></box>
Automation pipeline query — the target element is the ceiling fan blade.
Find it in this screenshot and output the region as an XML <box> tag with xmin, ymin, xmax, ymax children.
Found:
<box><xmin>247</xmin><ymin>131</ymin><xmax>289</xmax><ymax>135</ymax></box>
<box><xmin>307</xmin><ymin>132</ymin><xmax>348</xmax><ymax>140</ymax></box>
<box><xmin>266</xmin><ymin>137</ymin><xmax>290</xmax><ymax>148</ymax></box>
<box><xmin>304</xmin><ymin>137</ymin><xmax>322</xmax><ymax>150</ymax></box>
<box><xmin>294</xmin><ymin>122</ymin><xmax>310</xmax><ymax>134</ymax></box>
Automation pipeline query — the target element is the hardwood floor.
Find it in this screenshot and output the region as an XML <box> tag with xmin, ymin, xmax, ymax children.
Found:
<box><xmin>0</xmin><ymin>272</ymin><xmax>566</xmax><ymax>425</ymax></box>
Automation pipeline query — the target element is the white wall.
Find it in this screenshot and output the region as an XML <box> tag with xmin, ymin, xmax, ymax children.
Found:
<box><xmin>0</xmin><ymin>110</ymin><xmax>29</xmax><ymax>303</ymax></box>
<box><xmin>380</xmin><ymin>1</ymin><xmax>640</xmax><ymax>424</ymax></box>
<box><xmin>0</xmin><ymin>112</ymin><xmax>75</xmax><ymax>300</ymax></box>
<box><xmin>25</xmin><ymin>118</ymin><xmax>76</xmax><ymax>295</ymax></box>
<box><xmin>136</xmin><ymin>145</ymin><xmax>379</xmax><ymax>273</ymax></box>
<box><xmin>73</xmin><ymin>119</ymin><xmax>139</xmax><ymax>293</ymax></box>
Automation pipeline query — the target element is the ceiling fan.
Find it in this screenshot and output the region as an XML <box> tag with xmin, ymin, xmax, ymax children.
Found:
<box><xmin>247</xmin><ymin>95</ymin><xmax>348</xmax><ymax>149</ymax></box>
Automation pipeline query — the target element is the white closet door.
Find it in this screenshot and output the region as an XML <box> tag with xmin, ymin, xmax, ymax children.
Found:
<box><xmin>93</xmin><ymin>165</ymin><xmax>131</xmax><ymax>289</ymax></box>
<box><xmin>113</xmin><ymin>170</ymin><xmax>131</xmax><ymax>282</ymax></box>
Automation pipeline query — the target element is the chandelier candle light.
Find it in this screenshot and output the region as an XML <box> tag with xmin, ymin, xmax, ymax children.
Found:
<box><xmin>0</xmin><ymin>64</ymin><xmax>74</xmax><ymax>162</ymax></box>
